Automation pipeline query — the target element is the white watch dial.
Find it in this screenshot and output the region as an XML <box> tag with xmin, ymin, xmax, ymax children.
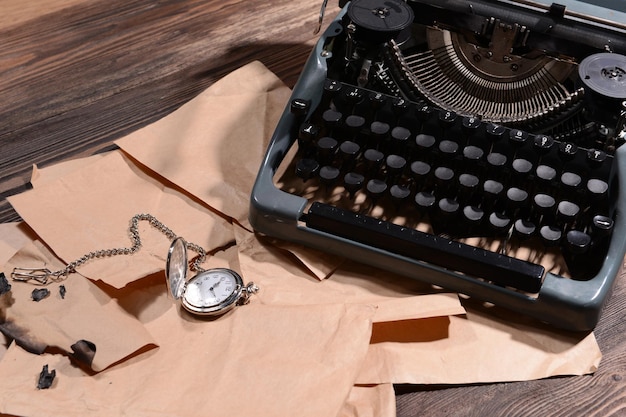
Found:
<box><xmin>185</xmin><ymin>270</ymin><xmax>238</xmax><ymax>308</ymax></box>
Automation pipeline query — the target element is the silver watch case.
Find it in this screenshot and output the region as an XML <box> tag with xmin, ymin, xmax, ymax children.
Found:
<box><xmin>166</xmin><ymin>237</ymin><xmax>244</xmax><ymax>315</ymax></box>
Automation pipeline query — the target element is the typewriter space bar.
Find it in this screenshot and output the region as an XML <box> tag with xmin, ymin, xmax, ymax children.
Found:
<box><xmin>305</xmin><ymin>202</ymin><xmax>544</xmax><ymax>293</ymax></box>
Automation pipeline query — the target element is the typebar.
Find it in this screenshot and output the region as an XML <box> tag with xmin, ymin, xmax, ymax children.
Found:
<box><xmin>305</xmin><ymin>202</ymin><xmax>545</xmax><ymax>293</ymax></box>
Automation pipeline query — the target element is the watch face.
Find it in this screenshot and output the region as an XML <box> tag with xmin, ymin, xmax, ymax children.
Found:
<box><xmin>182</xmin><ymin>268</ymin><xmax>244</xmax><ymax>315</ymax></box>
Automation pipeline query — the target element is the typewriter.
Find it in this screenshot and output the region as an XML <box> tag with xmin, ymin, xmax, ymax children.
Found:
<box><xmin>249</xmin><ymin>0</ymin><xmax>626</xmax><ymax>330</ymax></box>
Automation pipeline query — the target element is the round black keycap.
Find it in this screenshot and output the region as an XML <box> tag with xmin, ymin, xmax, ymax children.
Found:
<box><xmin>410</xmin><ymin>160</ymin><xmax>431</xmax><ymax>183</ymax></box>
<box><xmin>339</xmin><ymin>140</ymin><xmax>361</xmax><ymax>159</ymax></box>
<box><xmin>417</xmin><ymin>105</ymin><xmax>434</xmax><ymax>122</ymax></box>
<box><xmin>366</xmin><ymin>179</ymin><xmax>388</xmax><ymax>200</ymax></box>
<box><xmin>483</xmin><ymin>180</ymin><xmax>504</xmax><ymax>196</ymax></box>
<box><xmin>290</xmin><ymin>98</ymin><xmax>310</xmax><ymax>117</ymax></box>
<box><xmin>540</xmin><ymin>225</ymin><xmax>562</xmax><ymax>246</ymax></box>
<box><xmin>587</xmin><ymin>149</ymin><xmax>608</xmax><ymax>168</ymax></box>
<box><xmin>392</xmin><ymin>97</ymin><xmax>409</xmax><ymax>114</ymax></box>
<box><xmin>557</xmin><ymin>201</ymin><xmax>580</xmax><ymax>224</ymax></box>
<box><xmin>438</xmin><ymin>198</ymin><xmax>460</xmax><ymax>216</ymax></box>
<box><xmin>370</xmin><ymin>121</ymin><xmax>390</xmax><ymax>138</ymax></box>
<box><xmin>486</xmin><ymin>152</ymin><xmax>507</xmax><ymax>170</ymax></box>
<box><xmin>483</xmin><ymin>180</ymin><xmax>504</xmax><ymax>209</ymax></box>
<box><xmin>561</xmin><ymin>172</ymin><xmax>582</xmax><ymax>189</ymax></box>
<box><xmin>391</xmin><ymin>126</ymin><xmax>411</xmax><ymax>148</ymax></box>
<box><xmin>298</xmin><ymin>122</ymin><xmax>320</xmax><ymax>150</ymax></box>
<box><xmin>458</xmin><ymin>173</ymin><xmax>479</xmax><ymax>198</ymax></box>
<box><xmin>536</xmin><ymin>165</ymin><xmax>557</xmax><ymax>183</ymax></box>
<box><xmin>486</xmin><ymin>123</ymin><xmax>506</xmax><ymax>142</ymax></box>
<box><xmin>322</xmin><ymin>79</ymin><xmax>342</xmax><ymax>107</ymax></box>
<box><xmin>514</xmin><ymin>219</ymin><xmax>536</xmax><ymax>239</ymax></box>
<box><xmin>592</xmin><ymin>215</ymin><xmax>614</xmax><ymax>237</ymax></box>
<box><xmin>342</xmin><ymin>87</ymin><xmax>364</xmax><ymax>105</ymax></box>
<box><xmin>438</xmin><ymin>109</ymin><xmax>457</xmax><ymax>128</ymax></box>
<box><xmin>533</xmin><ymin>135</ymin><xmax>554</xmax><ymax>154</ymax></box>
<box><xmin>415</xmin><ymin>133</ymin><xmax>436</xmax><ymax>152</ymax></box>
<box><xmin>512</xmin><ymin>158</ymin><xmax>533</xmax><ymax>176</ymax></box>
<box><xmin>506</xmin><ymin>187</ymin><xmax>529</xmax><ymax>216</ymax></box>
<box><xmin>319</xmin><ymin>165</ymin><xmax>340</xmax><ymax>186</ymax></box>
<box><xmin>415</xmin><ymin>191</ymin><xmax>436</xmax><ymax>211</ymax></box>
<box><xmin>364</xmin><ymin>148</ymin><xmax>385</xmax><ymax>172</ymax></box>
<box><xmin>506</xmin><ymin>187</ymin><xmax>529</xmax><ymax>207</ymax></box>
<box><xmin>488</xmin><ymin>212</ymin><xmax>511</xmax><ymax>234</ymax></box>
<box><xmin>565</xmin><ymin>230</ymin><xmax>591</xmax><ymax>254</ymax></box>
<box><xmin>390</xmin><ymin>184</ymin><xmax>411</xmax><ymax>204</ymax></box>
<box><xmin>316</xmin><ymin>136</ymin><xmax>338</xmax><ymax>164</ymax></box>
<box><xmin>463</xmin><ymin>205</ymin><xmax>484</xmax><ymax>224</ymax></box>
<box><xmin>368</xmin><ymin>91</ymin><xmax>388</xmax><ymax>109</ymax></box>
<box><xmin>508</xmin><ymin>129</ymin><xmax>529</xmax><ymax>146</ymax></box>
<box><xmin>322</xmin><ymin>109</ymin><xmax>342</xmax><ymax>128</ymax></box>
<box><xmin>295</xmin><ymin>158</ymin><xmax>320</xmax><ymax>181</ymax></box>
<box><xmin>462</xmin><ymin>116</ymin><xmax>481</xmax><ymax>135</ymax></box>
<box><xmin>345</xmin><ymin>114</ymin><xmax>366</xmax><ymax>132</ymax></box>
<box><xmin>344</xmin><ymin>172</ymin><xmax>365</xmax><ymax>197</ymax></box>
<box><xmin>386</xmin><ymin>154</ymin><xmax>407</xmax><ymax>174</ymax></box>
<box><xmin>439</xmin><ymin>140</ymin><xmax>459</xmax><ymax>157</ymax></box>
<box><xmin>533</xmin><ymin>193</ymin><xmax>556</xmax><ymax>215</ymax></box>
<box><xmin>587</xmin><ymin>178</ymin><xmax>609</xmax><ymax>200</ymax></box>
<box><xmin>434</xmin><ymin>166</ymin><xmax>455</xmax><ymax>189</ymax></box>
<box><xmin>558</xmin><ymin>142</ymin><xmax>578</xmax><ymax>161</ymax></box>
<box><xmin>324</xmin><ymin>79</ymin><xmax>342</xmax><ymax>95</ymax></box>
<box><xmin>463</xmin><ymin>145</ymin><xmax>484</xmax><ymax>163</ymax></box>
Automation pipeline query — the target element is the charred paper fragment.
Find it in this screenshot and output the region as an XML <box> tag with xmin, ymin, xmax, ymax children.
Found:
<box><xmin>31</xmin><ymin>288</ymin><xmax>50</xmax><ymax>302</ymax></box>
<box><xmin>0</xmin><ymin>272</ymin><xmax>10</xmax><ymax>295</ymax></box>
<box><xmin>59</xmin><ymin>285</ymin><xmax>66</xmax><ymax>299</ymax></box>
<box><xmin>37</xmin><ymin>364</ymin><xmax>56</xmax><ymax>389</ymax></box>
<box><xmin>71</xmin><ymin>340</ymin><xmax>97</xmax><ymax>367</ymax></box>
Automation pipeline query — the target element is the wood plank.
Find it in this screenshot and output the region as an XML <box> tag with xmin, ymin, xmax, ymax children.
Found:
<box><xmin>0</xmin><ymin>0</ymin><xmax>85</xmax><ymax>28</ymax></box>
<box><xmin>0</xmin><ymin>0</ymin><xmax>327</xmax><ymax>221</ymax></box>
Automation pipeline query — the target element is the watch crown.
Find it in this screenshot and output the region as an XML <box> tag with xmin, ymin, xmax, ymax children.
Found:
<box><xmin>238</xmin><ymin>282</ymin><xmax>259</xmax><ymax>305</ymax></box>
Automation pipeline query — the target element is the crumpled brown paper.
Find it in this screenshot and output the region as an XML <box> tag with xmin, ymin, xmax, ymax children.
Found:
<box><xmin>116</xmin><ymin>60</ymin><xmax>293</xmax><ymax>227</ymax></box>
<box><xmin>2</xmin><ymin>239</ymin><xmax>156</xmax><ymax>372</ymax></box>
<box><xmin>0</xmin><ymin>289</ymin><xmax>377</xmax><ymax>417</ymax></box>
<box><xmin>8</xmin><ymin>151</ymin><xmax>234</xmax><ymax>289</ymax></box>
<box><xmin>232</xmin><ymin>222</ymin><xmax>601</xmax><ymax>384</ymax></box>
<box><xmin>0</xmin><ymin>61</ymin><xmax>604</xmax><ymax>417</ymax></box>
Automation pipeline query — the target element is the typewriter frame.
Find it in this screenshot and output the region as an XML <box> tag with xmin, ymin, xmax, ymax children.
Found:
<box><xmin>249</xmin><ymin>0</ymin><xmax>626</xmax><ymax>331</ymax></box>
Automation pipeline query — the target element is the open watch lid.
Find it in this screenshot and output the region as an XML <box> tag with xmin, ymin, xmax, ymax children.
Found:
<box><xmin>166</xmin><ymin>237</ymin><xmax>188</xmax><ymax>300</ymax></box>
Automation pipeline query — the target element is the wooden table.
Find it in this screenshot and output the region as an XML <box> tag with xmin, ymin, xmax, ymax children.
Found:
<box><xmin>1</xmin><ymin>0</ymin><xmax>625</xmax><ymax>415</ymax></box>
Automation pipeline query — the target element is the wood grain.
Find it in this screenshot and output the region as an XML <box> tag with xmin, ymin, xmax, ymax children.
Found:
<box><xmin>0</xmin><ymin>0</ymin><xmax>326</xmax><ymax>222</ymax></box>
<box><xmin>1</xmin><ymin>0</ymin><xmax>625</xmax><ymax>415</ymax></box>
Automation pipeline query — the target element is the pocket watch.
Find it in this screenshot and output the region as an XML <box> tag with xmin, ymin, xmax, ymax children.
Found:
<box><xmin>10</xmin><ymin>213</ymin><xmax>258</xmax><ymax>317</ymax></box>
<box><xmin>166</xmin><ymin>237</ymin><xmax>258</xmax><ymax>316</ymax></box>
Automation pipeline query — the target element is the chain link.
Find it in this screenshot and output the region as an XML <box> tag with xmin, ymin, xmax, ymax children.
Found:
<box><xmin>12</xmin><ymin>214</ymin><xmax>207</xmax><ymax>284</ymax></box>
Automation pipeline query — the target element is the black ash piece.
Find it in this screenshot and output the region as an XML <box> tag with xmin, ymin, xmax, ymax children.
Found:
<box><xmin>37</xmin><ymin>364</ymin><xmax>56</xmax><ymax>389</ymax></box>
<box><xmin>31</xmin><ymin>288</ymin><xmax>50</xmax><ymax>302</ymax></box>
<box><xmin>0</xmin><ymin>272</ymin><xmax>11</xmax><ymax>295</ymax></box>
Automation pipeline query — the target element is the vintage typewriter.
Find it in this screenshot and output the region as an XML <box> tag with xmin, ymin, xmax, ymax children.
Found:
<box><xmin>250</xmin><ymin>0</ymin><xmax>626</xmax><ymax>330</ymax></box>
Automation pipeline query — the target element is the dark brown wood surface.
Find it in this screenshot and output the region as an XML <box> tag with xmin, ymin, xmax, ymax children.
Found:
<box><xmin>1</xmin><ymin>0</ymin><xmax>624</xmax><ymax>415</ymax></box>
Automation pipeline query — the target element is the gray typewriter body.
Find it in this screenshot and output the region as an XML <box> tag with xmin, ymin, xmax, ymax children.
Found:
<box><xmin>250</xmin><ymin>0</ymin><xmax>626</xmax><ymax>330</ymax></box>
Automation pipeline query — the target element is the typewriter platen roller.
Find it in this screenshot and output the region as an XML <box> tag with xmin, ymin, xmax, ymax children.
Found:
<box><xmin>250</xmin><ymin>0</ymin><xmax>626</xmax><ymax>330</ymax></box>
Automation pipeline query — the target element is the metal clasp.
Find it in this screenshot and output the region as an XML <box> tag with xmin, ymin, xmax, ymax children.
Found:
<box><xmin>11</xmin><ymin>267</ymin><xmax>53</xmax><ymax>285</ymax></box>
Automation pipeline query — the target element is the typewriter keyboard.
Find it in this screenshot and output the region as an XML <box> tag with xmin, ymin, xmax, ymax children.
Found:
<box><xmin>284</xmin><ymin>79</ymin><xmax>616</xmax><ymax>293</ymax></box>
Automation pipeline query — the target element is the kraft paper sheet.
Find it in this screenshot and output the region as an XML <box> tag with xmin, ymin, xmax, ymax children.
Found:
<box><xmin>0</xmin><ymin>61</ymin><xmax>603</xmax><ymax>417</ymax></box>
<box><xmin>2</xmin><ymin>237</ymin><xmax>156</xmax><ymax>372</ymax></box>
<box><xmin>8</xmin><ymin>151</ymin><xmax>234</xmax><ymax>289</ymax></box>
